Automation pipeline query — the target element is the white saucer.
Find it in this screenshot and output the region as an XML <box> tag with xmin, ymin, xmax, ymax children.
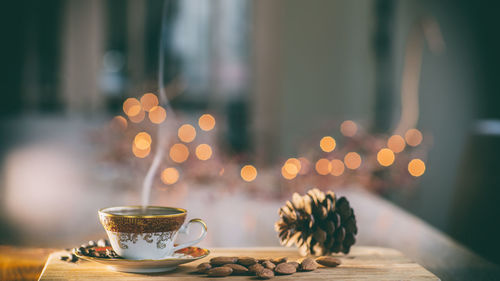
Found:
<box><xmin>74</xmin><ymin>246</ymin><xmax>209</xmax><ymax>273</ymax></box>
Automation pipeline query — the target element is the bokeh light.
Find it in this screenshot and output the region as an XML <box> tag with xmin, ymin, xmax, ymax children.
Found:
<box><xmin>123</xmin><ymin>98</ymin><xmax>141</xmax><ymax>116</ymax></box>
<box><xmin>281</xmin><ymin>165</ymin><xmax>297</xmax><ymax>180</ymax></box>
<box><xmin>134</xmin><ymin>132</ymin><xmax>152</xmax><ymax>150</ymax></box>
<box><xmin>330</xmin><ymin>159</ymin><xmax>345</xmax><ymax>176</ymax></box>
<box><xmin>161</xmin><ymin>167</ymin><xmax>179</xmax><ymax>185</ymax></box>
<box><xmin>320</xmin><ymin>136</ymin><xmax>336</xmax><ymax>152</ymax></box>
<box><xmin>377</xmin><ymin>148</ymin><xmax>395</xmax><ymax>167</ymax></box>
<box><xmin>140</xmin><ymin>93</ymin><xmax>159</xmax><ymax>112</ymax></box>
<box><xmin>240</xmin><ymin>165</ymin><xmax>257</xmax><ymax>182</ymax></box>
<box><xmin>284</xmin><ymin>158</ymin><xmax>301</xmax><ymax>175</ymax></box>
<box><xmin>408</xmin><ymin>159</ymin><xmax>426</xmax><ymax>177</ymax></box>
<box><xmin>178</xmin><ymin>124</ymin><xmax>196</xmax><ymax>143</ymax></box>
<box><xmin>110</xmin><ymin>116</ymin><xmax>127</xmax><ymax>131</ymax></box>
<box><xmin>148</xmin><ymin>106</ymin><xmax>166</xmax><ymax>124</ymax></box>
<box><xmin>195</xmin><ymin>144</ymin><xmax>212</xmax><ymax>161</ymax></box>
<box><xmin>387</xmin><ymin>135</ymin><xmax>406</xmax><ymax>153</ymax></box>
<box><xmin>169</xmin><ymin>143</ymin><xmax>189</xmax><ymax>163</ymax></box>
<box><xmin>128</xmin><ymin>109</ymin><xmax>145</xmax><ymax>123</ymax></box>
<box><xmin>405</xmin><ymin>129</ymin><xmax>423</xmax><ymax>147</ymax></box>
<box><xmin>132</xmin><ymin>143</ymin><xmax>151</xmax><ymax>158</ymax></box>
<box><xmin>340</xmin><ymin>120</ymin><xmax>358</xmax><ymax>137</ymax></box>
<box><xmin>298</xmin><ymin>157</ymin><xmax>310</xmax><ymax>175</ymax></box>
<box><xmin>198</xmin><ymin>114</ymin><xmax>216</xmax><ymax>131</ymax></box>
<box><xmin>344</xmin><ymin>152</ymin><xmax>362</xmax><ymax>170</ymax></box>
<box><xmin>315</xmin><ymin>158</ymin><xmax>332</xmax><ymax>175</ymax></box>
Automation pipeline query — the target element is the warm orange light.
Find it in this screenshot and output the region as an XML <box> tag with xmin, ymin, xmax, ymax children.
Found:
<box><xmin>140</xmin><ymin>93</ymin><xmax>159</xmax><ymax>112</ymax></box>
<box><xmin>315</xmin><ymin>158</ymin><xmax>332</xmax><ymax>175</ymax></box>
<box><xmin>148</xmin><ymin>106</ymin><xmax>166</xmax><ymax>124</ymax></box>
<box><xmin>330</xmin><ymin>159</ymin><xmax>345</xmax><ymax>176</ymax></box>
<box><xmin>195</xmin><ymin>144</ymin><xmax>212</xmax><ymax>161</ymax></box>
<box><xmin>129</xmin><ymin>109</ymin><xmax>145</xmax><ymax>123</ymax></box>
<box><xmin>320</xmin><ymin>136</ymin><xmax>336</xmax><ymax>152</ymax></box>
<box><xmin>281</xmin><ymin>165</ymin><xmax>297</xmax><ymax>180</ymax></box>
<box><xmin>134</xmin><ymin>132</ymin><xmax>152</xmax><ymax>150</ymax></box>
<box><xmin>161</xmin><ymin>167</ymin><xmax>179</xmax><ymax>185</ymax></box>
<box><xmin>198</xmin><ymin>114</ymin><xmax>216</xmax><ymax>131</ymax></box>
<box><xmin>132</xmin><ymin>143</ymin><xmax>151</xmax><ymax>158</ymax></box>
<box><xmin>405</xmin><ymin>129</ymin><xmax>423</xmax><ymax>147</ymax></box>
<box><xmin>377</xmin><ymin>148</ymin><xmax>395</xmax><ymax>167</ymax></box>
<box><xmin>123</xmin><ymin>98</ymin><xmax>141</xmax><ymax>116</ymax></box>
<box><xmin>240</xmin><ymin>165</ymin><xmax>257</xmax><ymax>182</ymax></box>
<box><xmin>178</xmin><ymin>124</ymin><xmax>196</xmax><ymax>143</ymax></box>
<box><xmin>284</xmin><ymin>158</ymin><xmax>301</xmax><ymax>175</ymax></box>
<box><xmin>298</xmin><ymin>157</ymin><xmax>310</xmax><ymax>175</ymax></box>
<box><xmin>408</xmin><ymin>159</ymin><xmax>426</xmax><ymax>177</ymax></box>
<box><xmin>344</xmin><ymin>152</ymin><xmax>362</xmax><ymax>170</ymax></box>
<box><xmin>340</xmin><ymin>120</ymin><xmax>358</xmax><ymax>137</ymax></box>
<box><xmin>110</xmin><ymin>116</ymin><xmax>127</xmax><ymax>131</ymax></box>
<box><xmin>169</xmin><ymin>143</ymin><xmax>189</xmax><ymax>163</ymax></box>
<box><xmin>219</xmin><ymin>168</ymin><xmax>225</xmax><ymax>176</ymax></box>
<box><xmin>387</xmin><ymin>135</ymin><xmax>406</xmax><ymax>153</ymax></box>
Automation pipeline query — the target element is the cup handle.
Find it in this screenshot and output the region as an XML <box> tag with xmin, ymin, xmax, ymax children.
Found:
<box><xmin>172</xmin><ymin>218</ymin><xmax>207</xmax><ymax>252</ymax></box>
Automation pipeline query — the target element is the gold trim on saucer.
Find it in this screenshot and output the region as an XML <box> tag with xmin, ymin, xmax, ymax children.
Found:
<box><xmin>72</xmin><ymin>247</ymin><xmax>210</xmax><ymax>262</ymax></box>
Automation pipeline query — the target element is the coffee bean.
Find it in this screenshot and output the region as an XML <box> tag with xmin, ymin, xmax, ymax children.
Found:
<box><xmin>262</xmin><ymin>260</ymin><xmax>276</xmax><ymax>270</ymax></box>
<box><xmin>225</xmin><ymin>263</ymin><xmax>248</xmax><ymax>275</ymax></box>
<box><xmin>274</xmin><ymin>262</ymin><xmax>296</xmax><ymax>275</ymax></box>
<box><xmin>256</xmin><ymin>268</ymin><xmax>274</xmax><ymax>279</ymax></box>
<box><xmin>77</xmin><ymin>247</ymin><xmax>87</xmax><ymax>256</ymax></box>
<box><xmin>270</xmin><ymin>257</ymin><xmax>287</xmax><ymax>265</ymax></box>
<box><xmin>194</xmin><ymin>262</ymin><xmax>211</xmax><ymax>274</ymax></box>
<box><xmin>316</xmin><ymin>256</ymin><xmax>341</xmax><ymax>267</ymax></box>
<box><xmin>210</xmin><ymin>256</ymin><xmax>238</xmax><ymax>266</ymax></box>
<box><xmin>237</xmin><ymin>256</ymin><xmax>257</xmax><ymax>266</ymax></box>
<box><xmin>299</xmin><ymin>258</ymin><xmax>318</xmax><ymax>271</ymax></box>
<box><xmin>98</xmin><ymin>252</ymin><xmax>107</xmax><ymax>258</ymax></box>
<box><xmin>248</xmin><ymin>263</ymin><xmax>264</xmax><ymax>275</ymax></box>
<box><xmin>68</xmin><ymin>254</ymin><xmax>79</xmax><ymax>263</ymax></box>
<box><xmin>87</xmin><ymin>249</ymin><xmax>96</xmax><ymax>257</ymax></box>
<box><xmin>59</xmin><ymin>256</ymin><xmax>69</xmax><ymax>261</ymax></box>
<box><xmin>258</xmin><ymin>258</ymin><xmax>269</xmax><ymax>263</ymax></box>
<box><xmin>207</xmin><ymin>266</ymin><xmax>233</xmax><ymax>277</ymax></box>
<box><xmin>288</xmin><ymin>261</ymin><xmax>299</xmax><ymax>269</ymax></box>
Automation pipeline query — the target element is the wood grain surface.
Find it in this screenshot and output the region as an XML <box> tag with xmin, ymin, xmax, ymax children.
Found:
<box><xmin>39</xmin><ymin>246</ymin><xmax>439</xmax><ymax>280</ymax></box>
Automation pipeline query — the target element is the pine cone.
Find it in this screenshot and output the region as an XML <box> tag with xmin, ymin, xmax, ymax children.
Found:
<box><xmin>275</xmin><ymin>188</ymin><xmax>357</xmax><ymax>255</ymax></box>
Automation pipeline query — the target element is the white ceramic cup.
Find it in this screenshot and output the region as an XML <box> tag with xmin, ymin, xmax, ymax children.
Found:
<box><xmin>99</xmin><ymin>206</ymin><xmax>207</xmax><ymax>260</ymax></box>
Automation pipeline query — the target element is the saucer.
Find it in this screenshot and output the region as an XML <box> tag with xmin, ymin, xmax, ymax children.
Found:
<box><xmin>73</xmin><ymin>246</ymin><xmax>210</xmax><ymax>273</ymax></box>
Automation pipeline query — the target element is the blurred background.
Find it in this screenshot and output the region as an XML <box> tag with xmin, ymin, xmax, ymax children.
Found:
<box><xmin>1</xmin><ymin>0</ymin><xmax>499</xmax><ymax>266</ymax></box>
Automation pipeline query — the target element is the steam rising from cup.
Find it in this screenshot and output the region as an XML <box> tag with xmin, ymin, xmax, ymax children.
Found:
<box><xmin>141</xmin><ymin>0</ymin><xmax>175</xmax><ymax>208</ymax></box>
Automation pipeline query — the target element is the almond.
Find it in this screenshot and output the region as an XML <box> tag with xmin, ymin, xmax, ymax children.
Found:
<box><xmin>210</xmin><ymin>256</ymin><xmax>238</xmax><ymax>266</ymax></box>
<box><xmin>274</xmin><ymin>262</ymin><xmax>296</xmax><ymax>275</ymax></box>
<box><xmin>194</xmin><ymin>262</ymin><xmax>211</xmax><ymax>274</ymax></box>
<box><xmin>316</xmin><ymin>256</ymin><xmax>341</xmax><ymax>267</ymax></box>
<box><xmin>207</xmin><ymin>266</ymin><xmax>233</xmax><ymax>277</ymax></box>
<box><xmin>248</xmin><ymin>263</ymin><xmax>265</xmax><ymax>275</ymax></box>
<box><xmin>238</xmin><ymin>256</ymin><xmax>257</xmax><ymax>266</ymax></box>
<box><xmin>225</xmin><ymin>263</ymin><xmax>248</xmax><ymax>275</ymax></box>
<box><xmin>262</xmin><ymin>260</ymin><xmax>276</xmax><ymax>270</ymax></box>
<box><xmin>270</xmin><ymin>257</ymin><xmax>287</xmax><ymax>265</ymax></box>
<box><xmin>257</xmin><ymin>268</ymin><xmax>275</xmax><ymax>279</ymax></box>
<box><xmin>288</xmin><ymin>261</ymin><xmax>299</xmax><ymax>269</ymax></box>
<box><xmin>299</xmin><ymin>258</ymin><xmax>318</xmax><ymax>271</ymax></box>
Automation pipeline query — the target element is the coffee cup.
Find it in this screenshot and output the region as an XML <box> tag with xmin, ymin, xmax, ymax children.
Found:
<box><xmin>99</xmin><ymin>206</ymin><xmax>207</xmax><ymax>260</ymax></box>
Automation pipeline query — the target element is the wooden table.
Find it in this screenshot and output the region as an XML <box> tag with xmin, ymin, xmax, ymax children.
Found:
<box><xmin>38</xmin><ymin>247</ymin><xmax>438</xmax><ymax>280</ymax></box>
<box><xmin>1</xmin><ymin>188</ymin><xmax>499</xmax><ymax>281</ymax></box>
